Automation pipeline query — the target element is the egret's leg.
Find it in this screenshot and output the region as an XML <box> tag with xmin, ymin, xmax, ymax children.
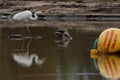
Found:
<box><xmin>26</xmin><ymin>39</ymin><xmax>32</xmax><ymax>55</ymax></box>
<box><xmin>21</xmin><ymin>39</ymin><xmax>25</xmax><ymax>54</ymax></box>
<box><xmin>21</xmin><ymin>21</ymin><xmax>25</xmax><ymax>54</ymax></box>
<box><xmin>21</xmin><ymin>26</ymin><xmax>25</xmax><ymax>36</ymax></box>
<box><xmin>26</xmin><ymin>20</ymin><xmax>32</xmax><ymax>36</ymax></box>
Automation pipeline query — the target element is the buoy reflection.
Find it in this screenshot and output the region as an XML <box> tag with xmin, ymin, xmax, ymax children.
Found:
<box><xmin>93</xmin><ymin>54</ymin><xmax>120</xmax><ymax>80</ymax></box>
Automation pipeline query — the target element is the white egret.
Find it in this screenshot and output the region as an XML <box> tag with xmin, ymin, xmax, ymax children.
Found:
<box><xmin>12</xmin><ymin>10</ymin><xmax>43</xmax><ymax>20</ymax></box>
<box><xmin>9</xmin><ymin>10</ymin><xmax>45</xmax><ymax>36</ymax></box>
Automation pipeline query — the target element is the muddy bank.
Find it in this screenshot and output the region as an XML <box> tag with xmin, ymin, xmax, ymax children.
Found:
<box><xmin>0</xmin><ymin>1</ymin><xmax>120</xmax><ymax>28</ymax></box>
<box><xmin>1</xmin><ymin>1</ymin><xmax>120</xmax><ymax>15</ymax></box>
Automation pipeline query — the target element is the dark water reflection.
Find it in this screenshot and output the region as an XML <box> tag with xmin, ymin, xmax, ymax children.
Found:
<box><xmin>0</xmin><ymin>26</ymin><xmax>105</xmax><ymax>80</ymax></box>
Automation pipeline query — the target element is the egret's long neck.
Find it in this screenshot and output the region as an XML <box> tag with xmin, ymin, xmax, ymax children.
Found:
<box><xmin>30</xmin><ymin>12</ymin><xmax>38</xmax><ymax>20</ymax></box>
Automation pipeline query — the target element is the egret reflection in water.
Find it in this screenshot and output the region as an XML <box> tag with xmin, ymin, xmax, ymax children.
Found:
<box><xmin>11</xmin><ymin>38</ymin><xmax>46</xmax><ymax>67</ymax></box>
<box><xmin>12</xmin><ymin>53</ymin><xmax>46</xmax><ymax>67</ymax></box>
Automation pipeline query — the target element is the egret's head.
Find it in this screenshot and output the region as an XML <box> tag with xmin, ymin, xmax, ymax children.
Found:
<box><xmin>36</xmin><ymin>11</ymin><xmax>45</xmax><ymax>17</ymax></box>
<box><xmin>35</xmin><ymin>11</ymin><xmax>46</xmax><ymax>20</ymax></box>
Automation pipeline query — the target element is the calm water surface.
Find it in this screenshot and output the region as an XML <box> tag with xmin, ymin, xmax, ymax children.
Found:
<box><xmin>0</xmin><ymin>24</ymin><xmax>108</xmax><ymax>80</ymax></box>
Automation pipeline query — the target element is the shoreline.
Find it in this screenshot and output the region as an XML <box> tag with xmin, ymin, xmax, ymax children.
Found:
<box><xmin>0</xmin><ymin>1</ymin><xmax>120</xmax><ymax>29</ymax></box>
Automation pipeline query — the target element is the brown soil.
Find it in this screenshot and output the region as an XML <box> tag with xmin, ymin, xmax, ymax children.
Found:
<box><xmin>0</xmin><ymin>1</ymin><xmax>120</xmax><ymax>28</ymax></box>
<box><xmin>1</xmin><ymin>1</ymin><xmax>120</xmax><ymax>14</ymax></box>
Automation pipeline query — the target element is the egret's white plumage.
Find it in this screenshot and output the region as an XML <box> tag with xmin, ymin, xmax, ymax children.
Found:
<box><xmin>12</xmin><ymin>10</ymin><xmax>42</xmax><ymax>20</ymax></box>
<box><xmin>10</xmin><ymin>10</ymin><xmax>44</xmax><ymax>36</ymax></box>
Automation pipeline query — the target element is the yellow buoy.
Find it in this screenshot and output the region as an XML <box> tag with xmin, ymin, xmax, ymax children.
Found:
<box><xmin>98</xmin><ymin>28</ymin><xmax>120</xmax><ymax>53</ymax></box>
